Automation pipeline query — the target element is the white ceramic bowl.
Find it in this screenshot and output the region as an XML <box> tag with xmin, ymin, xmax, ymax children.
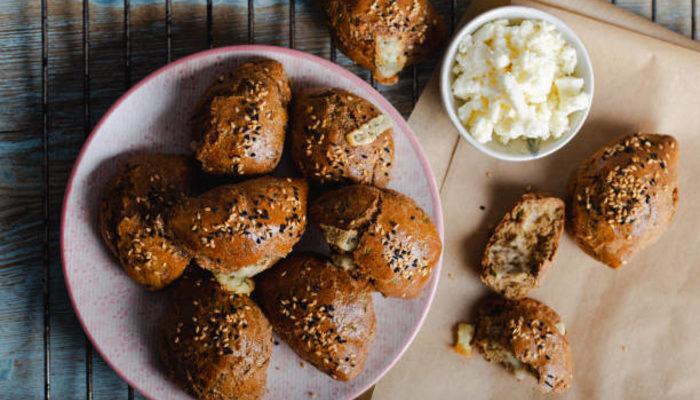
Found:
<box><xmin>439</xmin><ymin>6</ymin><xmax>594</xmax><ymax>161</ymax></box>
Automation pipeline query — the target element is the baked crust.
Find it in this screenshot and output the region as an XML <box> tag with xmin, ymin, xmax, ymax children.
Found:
<box><xmin>160</xmin><ymin>268</ymin><xmax>272</xmax><ymax>400</ymax></box>
<box><xmin>474</xmin><ymin>297</ymin><xmax>573</xmax><ymax>394</ymax></box>
<box><xmin>99</xmin><ymin>153</ymin><xmax>193</xmax><ymax>290</ymax></box>
<box><xmin>311</xmin><ymin>185</ymin><xmax>442</xmax><ymax>298</ymax></box>
<box><xmin>568</xmin><ymin>133</ymin><xmax>679</xmax><ymax>268</ymax></box>
<box><xmin>318</xmin><ymin>0</ymin><xmax>446</xmax><ymax>85</ymax></box>
<box><xmin>481</xmin><ymin>193</ymin><xmax>565</xmax><ymax>299</ymax></box>
<box><xmin>256</xmin><ymin>253</ymin><xmax>376</xmax><ymax>381</ymax></box>
<box><xmin>194</xmin><ymin>59</ymin><xmax>291</xmax><ymax>176</ymax></box>
<box><xmin>168</xmin><ymin>176</ymin><xmax>307</xmax><ymax>274</ymax></box>
<box><xmin>291</xmin><ymin>88</ymin><xmax>394</xmax><ymax>187</ymax></box>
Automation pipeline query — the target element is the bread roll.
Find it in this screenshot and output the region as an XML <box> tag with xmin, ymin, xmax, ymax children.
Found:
<box><xmin>311</xmin><ymin>185</ymin><xmax>441</xmax><ymax>298</ymax></box>
<box><xmin>568</xmin><ymin>133</ymin><xmax>679</xmax><ymax>268</ymax></box>
<box><xmin>160</xmin><ymin>268</ymin><xmax>272</xmax><ymax>400</ymax></box>
<box><xmin>99</xmin><ymin>153</ymin><xmax>193</xmax><ymax>290</ymax></box>
<box><xmin>194</xmin><ymin>59</ymin><xmax>291</xmax><ymax>176</ymax></box>
<box><xmin>291</xmin><ymin>88</ymin><xmax>394</xmax><ymax>187</ymax></box>
<box><xmin>256</xmin><ymin>253</ymin><xmax>376</xmax><ymax>381</ymax></box>
<box><xmin>474</xmin><ymin>297</ymin><xmax>573</xmax><ymax>394</ymax></box>
<box><xmin>318</xmin><ymin>0</ymin><xmax>446</xmax><ymax>85</ymax></box>
<box><xmin>168</xmin><ymin>177</ymin><xmax>307</xmax><ymax>281</ymax></box>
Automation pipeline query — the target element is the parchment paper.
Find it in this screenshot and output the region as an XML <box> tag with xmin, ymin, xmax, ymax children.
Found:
<box><xmin>371</xmin><ymin>0</ymin><xmax>700</xmax><ymax>398</ymax></box>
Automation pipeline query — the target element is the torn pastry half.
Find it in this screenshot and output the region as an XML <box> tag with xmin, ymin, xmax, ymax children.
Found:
<box><xmin>310</xmin><ymin>184</ymin><xmax>442</xmax><ymax>299</ymax></box>
<box><xmin>473</xmin><ymin>297</ymin><xmax>573</xmax><ymax>394</ymax></box>
<box><xmin>481</xmin><ymin>193</ymin><xmax>565</xmax><ymax>300</ymax></box>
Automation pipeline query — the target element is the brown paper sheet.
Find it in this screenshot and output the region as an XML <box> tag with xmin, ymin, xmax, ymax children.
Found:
<box><xmin>371</xmin><ymin>1</ymin><xmax>700</xmax><ymax>399</ymax></box>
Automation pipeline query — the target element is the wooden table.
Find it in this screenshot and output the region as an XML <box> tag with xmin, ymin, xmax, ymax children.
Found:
<box><xmin>0</xmin><ymin>1</ymin><xmax>696</xmax><ymax>399</ymax></box>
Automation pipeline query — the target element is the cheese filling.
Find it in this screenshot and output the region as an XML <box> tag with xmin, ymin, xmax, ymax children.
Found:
<box><xmin>320</xmin><ymin>224</ymin><xmax>359</xmax><ymax>252</ymax></box>
<box><xmin>331</xmin><ymin>253</ymin><xmax>357</xmax><ymax>272</ymax></box>
<box><xmin>346</xmin><ymin>114</ymin><xmax>392</xmax><ymax>146</ymax></box>
<box><xmin>213</xmin><ymin>256</ymin><xmax>275</xmax><ymax>295</ymax></box>
<box><xmin>375</xmin><ymin>36</ymin><xmax>407</xmax><ymax>80</ymax></box>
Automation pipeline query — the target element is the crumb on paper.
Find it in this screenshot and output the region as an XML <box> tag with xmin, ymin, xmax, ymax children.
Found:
<box><xmin>622</xmin><ymin>345</ymin><xmax>628</xmax><ymax>352</ymax></box>
<box><xmin>479</xmin><ymin>205</ymin><xmax>486</xmax><ymax>211</ymax></box>
<box><xmin>453</xmin><ymin>323</ymin><xmax>475</xmax><ymax>358</ymax></box>
<box><xmin>486</xmin><ymin>171</ymin><xmax>492</xmax><ymax>178</ymax></box>
<box><xmin>555</xmin><ymin>322</ymin><xmax>566</xmax><ymax>335</ymax></box>
<box><xmin>447</xmin><ymin>272</ymin><xmax>454</xmax><ymax>279</ymax></box>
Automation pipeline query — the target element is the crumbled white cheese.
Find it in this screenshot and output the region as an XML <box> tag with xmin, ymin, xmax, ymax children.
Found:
<box><xmin>451</xmin><ymin>19</ymin><xmax>590</xmax><ymax>144</ymax></box>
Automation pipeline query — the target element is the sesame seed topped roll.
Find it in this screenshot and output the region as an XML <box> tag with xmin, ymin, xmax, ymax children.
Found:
<box><xmin>168</xmin><ymin>177</ymin><xmax>307</xmax><ymax>281</ymax></box>
<box><xmin>160</xmin><ymin>268</ymin><xmax>272</xmax><ymax>400</ymax></box>
<box><xmin>256</xmin><ymin>253</ymin><xmax>376</xmax><ymax>381</ymax></box>
<box><xmin>99</xmin><ymin>153</ymin><xmax>194</xmax><ymax>291</ymax></box>
<box><xmin>194</xmin><ymin>59</ymin><xmax>291</xmax><ymax>176</ymax></box>
<box><xmin>318</xmin><ymin>0</ymin><xmax>446</xmax><ymax>85</ymax></box>
<box><xmin>474</xmin><ymin>297</ymin><xmax>573</xmax><ymax>394</ymax></box>
<box><xmin>569</xmin><ymin>133</ymin><xmax>679</xmax><ymax>268</ymax></box>
<box><xmin>291</xmin><ymin>88</ymin><xmax>394</xmax><ymax>187</ymax></box>
<box><xmin>311</xmin><ymin>185</ymin><xmax>442</xmax><ymax>299</ymax></box>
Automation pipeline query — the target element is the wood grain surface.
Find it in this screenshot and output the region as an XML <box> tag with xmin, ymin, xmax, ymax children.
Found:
<box><xmin>0</xmin><ymin>1</ymin><xmax>696</xmax><ymax>399</ymax></box>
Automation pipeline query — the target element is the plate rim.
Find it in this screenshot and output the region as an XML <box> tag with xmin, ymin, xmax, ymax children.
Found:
<box><xmin>60</xmin><ymin>44</ymin><xmax>445</xmax><ymax>400</ymax></box>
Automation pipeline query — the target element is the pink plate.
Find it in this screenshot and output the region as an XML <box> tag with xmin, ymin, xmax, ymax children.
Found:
<box><xmin>61</xmin><ymin>45</ymin><xmax>444</xmax><ymax>400</ymax></box>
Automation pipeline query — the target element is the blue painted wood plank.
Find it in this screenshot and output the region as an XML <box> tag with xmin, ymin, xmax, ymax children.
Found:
<box><xmin>45</xmin><ymin>0</ymin><xmax>93</xmax><ymax>396</ymax></box>
<box><xmin>0</xmin><ymin>1</ymin><xmax>45</xmax><ymax>398</ymax></box>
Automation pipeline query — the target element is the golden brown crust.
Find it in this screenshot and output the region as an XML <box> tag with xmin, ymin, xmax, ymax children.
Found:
<box><xmin>194</xmin><ymin>59</ymin><xmax>291</xmax><ymax>176</ymax></box>
<box><xmin>256</xmin><ymin>253</ymin><xmax>376</xmax><ymax>381</ymax></box>
<box><xmin>481</xmin><ymin>193</ymin><xmax>565</xmax><ymax>299</ymax></box>
<box><xmin>311</xmin><ymin>185</ymin><xmax>442</xmax><ymax>298</ymax></box>
<box><xmin>568</xmin><ymin>133</ymin><xmax>679</xmax><ymax>268</ymax></box>
<box><xmin>318</xmin><ymin>0</ymin><xmax>446</xmax><ymax>85</ymax></box>
<box><xmin>474</xmin><ymin>297</ymin><xmax>573</xmax><ymax>394</ymax></box>
<box><xmin>160</xmin><ymin>268</ymin><xmax>272</xmax><ymax>400</ymax></box>
<box><xmin>168</xmin><ymin>176</ymin><xmax>308</xmax><ymax>274</ymax></box>
<box><xmin>291</xmin><ymin>88</ymin><xmax>394</xmax><ymax>187</ymax></box>
<box><xmin>310</xmin><ymin>184</ymin><xmax>381</xmax><ymax>231</ymax></box>
<box><xmin>99</xmin><ymin>153</ymin><xmax>193</xmax><ymax>291</ymax></box>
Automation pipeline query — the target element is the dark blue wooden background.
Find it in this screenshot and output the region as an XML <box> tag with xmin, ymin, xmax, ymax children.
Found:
<box><xmin>0</xmin><ymin>0</ymin><xmax>696</xmax><ymax>399</ymax></box>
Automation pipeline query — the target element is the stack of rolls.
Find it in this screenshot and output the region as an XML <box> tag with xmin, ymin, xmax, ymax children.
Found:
<box><xmin>99</xmin><ymin>57</ymin><xmax>442</xmax><ymax>399</ymax></box>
